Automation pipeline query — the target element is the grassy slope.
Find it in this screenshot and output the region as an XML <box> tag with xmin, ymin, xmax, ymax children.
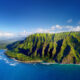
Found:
<box><xmin>5</xmin><ymin>32</ymin><xmax>80</xmax><ymax>64</ymax></box>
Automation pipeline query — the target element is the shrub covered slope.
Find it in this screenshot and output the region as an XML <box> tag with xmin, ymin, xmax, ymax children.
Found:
<box><xmin>5</xmin><ymin>32</ymin><xmax>80</xmax><ymax>64</ymax></box>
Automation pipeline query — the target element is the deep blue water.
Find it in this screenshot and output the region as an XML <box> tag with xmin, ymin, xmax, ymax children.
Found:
<box><xmin>0</xmin><ymin>50</ymin><xmax>80</xmax><ymax>80</ymax></box>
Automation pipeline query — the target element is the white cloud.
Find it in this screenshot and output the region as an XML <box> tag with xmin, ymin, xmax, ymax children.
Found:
<box><xmin>35</xmin><ymin>25</ymin><xmax>63</xmax><ymax>33</ymax></box>
<box><xmin>50</xmin><ymin>25</ymin><xmax>62</xmax><ymax>31</ymax></box>
<box><xmin>17</xmin><ymin>30</ymin><xmax>32</xmax><ymax>37</ymax></box>
<box><xmin>66</xmin><ymin>26</ymin><xmax>73</xmax><ymax>29</ymax></box>
<box><xmin>19</xmin><ymin>30</ymin><xmax>28</xmax><ymax>37</ymax></box>
<box><xmin>64</xmin><ymin>25</ymin><xmax>80</xmax><ymax>32</ymax></box>
<box><xmin>34</xmin><ymin>25</ymin><xmax>80</xmax><ymax>34</ymax></box>
<box><xmin>36</xmin><ymin>28</ymin><xmax>50</xmax><ymax>33</ymax></box>
<box><xmin>0</xmin><ymin>32</ymin><xmax>14</xmax><ymax>37</ymax></box>
<box><xmin>0</xmin><ymin>30</ymin><xmax>29</xmax><ymax>38</ymax></box>
<box><xmin>56</xmin><ymin>25</ymin><xmax>62</xmax><ymax>29</ymax></box>
<box><xmin>67</xmin><ymin>19</ymin><xmax>72</xmax><ymax>23</ymax></box>
<box><xmin>51</xmin><ymin>26</ymin><xmax>55</xmax><ymax>30</ymax></box>
<box><xmin>0</xmin><ymin>25</ymin><xmax>80</xmax><ymax>39</ymax></box>
<box><xmin>34</xmin><ymin>25</ymin><xmax>62</xmax><ymax>33</ymax></box>
<box><xmin>71</xmin><ymin>26</ymin><xmax>80</xmax><ymax>31</ymax></box>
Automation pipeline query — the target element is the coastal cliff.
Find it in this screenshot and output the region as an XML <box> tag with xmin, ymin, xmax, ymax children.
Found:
<box><xmin>5</xmin><ymin>32</ymin><xmax>80</xmax><ymax>64</ymax></box>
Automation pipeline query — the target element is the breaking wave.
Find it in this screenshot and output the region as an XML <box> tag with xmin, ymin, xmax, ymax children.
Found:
<box><xmin>0</xmin><ymin>53</ymin><xmax>19</xmax><ymax>66</ymax></box>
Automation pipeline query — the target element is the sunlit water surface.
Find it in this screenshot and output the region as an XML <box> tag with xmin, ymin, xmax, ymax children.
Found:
<box><xmin>0</xmin><ymin>50</ymin><xmax>80</xmax><ymax>80</ymax></box>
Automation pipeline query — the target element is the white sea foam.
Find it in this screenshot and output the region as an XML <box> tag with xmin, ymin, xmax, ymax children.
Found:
<box><xmin>9</xmin><ymin>63</ymin><xmax>17</xmax><ymax>66</ymax></box>
<box><xmin>41</xmin><ymin>62</ymin><xmax>57</xmax><ymax>65</ymax></box>
<box><xmin>0</xmin><ymin>54</ymin><xmax>18</xmax><ymax>66</ymax></box>
<box><xmin>5</xmin><ymin>59</ymin><xmax>18</xmax><ymax>66</ymax></box>
<box><xmin>42</xmin><ymin>63</ymin><xmax>51</xmax><ymax>65</ymax></box>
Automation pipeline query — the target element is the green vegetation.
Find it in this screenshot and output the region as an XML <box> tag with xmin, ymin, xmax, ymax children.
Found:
<box><xmin>5</xmin><ymin>31</ymin><xmax>80</xmax><ymax>64</ymax></box>
<box><xmin>6</xmin><ymin>50</ymin><xmax>33</xmax><ymax>61</ymax></box>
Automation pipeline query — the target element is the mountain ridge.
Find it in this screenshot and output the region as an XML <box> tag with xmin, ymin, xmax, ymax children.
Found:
<box><xmin>5</xmin><ymin>32</ymin><xmax>80</xmax><ymax>64</ymax></box>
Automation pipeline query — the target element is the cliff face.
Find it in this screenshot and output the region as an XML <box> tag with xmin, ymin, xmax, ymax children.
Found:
<box><xmin>6</xmin><ymin>32</ymin><xmax>80</xmax><ymax>64</ymax></box>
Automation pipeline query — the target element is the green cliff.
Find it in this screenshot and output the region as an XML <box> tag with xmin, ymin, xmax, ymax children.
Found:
<box><xmin>5</xmin><ymin>32</ymin><xmax>80</xmax><ymax>64</ymax></box>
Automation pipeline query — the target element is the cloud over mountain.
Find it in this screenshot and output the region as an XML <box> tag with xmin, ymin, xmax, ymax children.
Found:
<box><xmin>0</xmin><ymin>25</ymin><xmax>80</xmax><ymax>39</ymax></box>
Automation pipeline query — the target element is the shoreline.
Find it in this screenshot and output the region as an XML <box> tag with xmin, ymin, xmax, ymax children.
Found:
<box><xmin>3</xmin><ymin>50</ymin><xmax>80</xmax><ymax>65</ymax></box>
<box><xmin>5</xmin><ymin>54</ymin><xmax>80</xmax><ymax>65</ymax></box>
<box><xmin>12</xmin><ymin>58</ymin><xmax>43</xmax><ymax>63</ymax></box>
<box><xmin>11</xmin><ymin>58</ymin><xmax>80</xmax><ymax>65</ymax></box>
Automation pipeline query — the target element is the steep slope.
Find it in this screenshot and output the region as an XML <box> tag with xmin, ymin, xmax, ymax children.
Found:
<box><xmin>5</xmin><ymin>32</ymin><xmax>80</xmax><ymax>64</ymax></box>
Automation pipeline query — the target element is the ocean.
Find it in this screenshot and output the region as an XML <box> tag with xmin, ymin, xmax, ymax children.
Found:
<box><xmin>0</xmin><ymin>50</ymin><xmax>80</xmax><ymax>80</ymax></box>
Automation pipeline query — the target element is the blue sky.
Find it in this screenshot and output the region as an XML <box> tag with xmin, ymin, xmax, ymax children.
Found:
<box><xmin>0</xmin><ymin>0</ymin><xmax>80</xmax><ymax>37</ymax></box>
